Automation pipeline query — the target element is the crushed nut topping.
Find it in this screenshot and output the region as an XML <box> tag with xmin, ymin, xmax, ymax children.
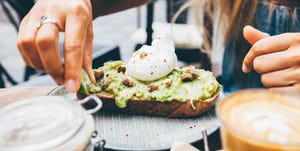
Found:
<box><xmin>100</xmin><ymin>79</ymin><xmax>110</xmax><ymax>89</ymax></box>
<box><xmin>181</xmin><ymin>66</ymin><xmax>199</xmax><ymax>82</ymax></box>
<box><xmin>94</xmin><ymin>70</ymin><xmax>104</xmax><ymax>79</ymax></box>
<box><xmin>148</xmin><ymin>84</ymin><xmax>159</xmax><ymax>92</ymax></box>
<box><xmin>189</xmin><ymin>70</ymin><xmax>199</xmax><ymax>79</ymax></box>
<box><xmin>139</xmin><ymin>52</ymin><xmax>148</xmax><ymax>59</ymax></box>
<box><xmin>118</xmin><ymin>66</ymin><xmax>126</xmax><ymax>73</ymax></box>
<box><xmin>165</xmin><ymin>79</ymin><xmax>173</xmax><ymax>87</ymax></box>
<box><xmin>122</xmin><ymin>78</ymin><xmax>134</xmax><ymax>87</ymax></box>
<box><xmin>181</xmin><ymin>72</ymin><xmax>194</xmax><ymax>82</ymax></box>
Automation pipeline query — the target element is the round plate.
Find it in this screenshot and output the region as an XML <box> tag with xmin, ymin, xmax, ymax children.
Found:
<box><xmin>48</xmin><ymin>86</ymin><xmax>223</xmax><ymax>151</ymax></box>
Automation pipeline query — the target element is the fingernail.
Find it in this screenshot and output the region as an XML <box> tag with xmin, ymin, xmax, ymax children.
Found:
<box><xmin>242</xmin><ymin>64</ymin><xmax>250</xmax><ymax>73</ymax></box>
<box><xmin>66</xmin><ymin>79</ymin><xmax>76</xmax><ymax>92</ymax></box>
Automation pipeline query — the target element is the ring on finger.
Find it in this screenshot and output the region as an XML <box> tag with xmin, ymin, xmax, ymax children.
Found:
<box><xmin>37</xmin><ymin>15</ymin><xmax>60</xmax><ymax>30</ymax></box>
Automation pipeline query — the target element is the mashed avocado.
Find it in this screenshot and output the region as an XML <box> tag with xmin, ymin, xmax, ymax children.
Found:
<box><xmin>80</xmin><ymin>61</ymin><xmax>221</xmax><ymax>108</ymax></box>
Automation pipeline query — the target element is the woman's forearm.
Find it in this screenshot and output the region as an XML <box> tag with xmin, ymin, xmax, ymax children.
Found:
<box><xmin>91</xmin><ymin>0</ymin><xmax>152</xmax><ymax>19</ymax></box>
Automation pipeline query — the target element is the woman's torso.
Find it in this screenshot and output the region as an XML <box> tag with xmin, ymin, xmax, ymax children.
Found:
<box><xmin>221</xmin><ymin>1</ymin><xmax>300</xmax><ymax>93</ymax></box>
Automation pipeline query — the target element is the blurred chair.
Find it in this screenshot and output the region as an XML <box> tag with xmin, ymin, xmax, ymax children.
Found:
<box><xmin>0</xmin><ymin>0</ymin><xmax>35</xmax><ymax>87</ymax></box>
<box><xmin>0</xmin><ymin>63</ymin><xmax>17</xmax><ymax>87</ymax></box>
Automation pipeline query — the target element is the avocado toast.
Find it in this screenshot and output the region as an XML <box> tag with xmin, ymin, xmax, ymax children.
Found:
<box><xmin>78</xmin><ymin>61</ymin><xmax>221</xmax><ymax>117</ymax></box>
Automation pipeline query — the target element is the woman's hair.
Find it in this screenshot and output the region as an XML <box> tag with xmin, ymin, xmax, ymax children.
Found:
<box><xmin>172</xmin><ymin>0</ymin><xmax>258</xmax><ymax>56</ymax></box>
<box><xmin>172</xmin><ymin>0</ymin><xmax>259</xmax><ymax>56</ymax></box>
<box><xmin>173</xmin><ymin>0</ymin><xmax>300</xmax><ymax>56</ymax></box>
<box><xmin>218</xmin><ymin>0</ymin><xmax>258</xmax><ymax>44</ymax></box>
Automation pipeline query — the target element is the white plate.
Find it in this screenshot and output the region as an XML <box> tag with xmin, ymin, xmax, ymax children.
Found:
<box><xmin>48</xmin><ymin>86</ymin><xmax>224</xmax><ymax>151</ymax></box>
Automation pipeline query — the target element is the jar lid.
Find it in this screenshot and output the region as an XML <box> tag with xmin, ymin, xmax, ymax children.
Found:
<box><xmin>0</xmin><ymin>96</ymin><xmax>87</xmax><ymax>151</ymax></box>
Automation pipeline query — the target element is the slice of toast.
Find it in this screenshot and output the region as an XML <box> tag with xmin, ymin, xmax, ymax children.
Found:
<box><xmin>78</xmin><ymin>61</ymin><xmax>221</xmax><ymax>118</ymax></box>
<box><xmin>77</xmin><ymin>91</ymin><xmax>219</xmax><ymax>118</ymax></box>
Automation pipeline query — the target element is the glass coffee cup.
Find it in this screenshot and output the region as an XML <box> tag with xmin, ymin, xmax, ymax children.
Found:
<box><xmin>0</xmin><ymin>95</ymin><xmax>104</xmax><ymax>151</ymax></box>
<box><xmin>217</xmin><ymin>89</ymin><xmax>300</xmax><ymax>151</ymax></box>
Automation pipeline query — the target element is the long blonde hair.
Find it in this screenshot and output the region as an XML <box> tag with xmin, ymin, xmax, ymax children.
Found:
<box><xmin>172</xmin><ymin>0</ymin><xmax>259</xmax><ymax>56</ymax></box>
<box><xmin>174</xmin><ymin>0</ymin><xmax>300</xmax><ymax>55</ymax></box>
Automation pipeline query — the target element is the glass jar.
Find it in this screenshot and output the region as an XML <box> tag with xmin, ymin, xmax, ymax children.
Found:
<box><xmin>0</xmin><ymin>95</ymin><xmax>104</xmax><ymax>151</ymax></box>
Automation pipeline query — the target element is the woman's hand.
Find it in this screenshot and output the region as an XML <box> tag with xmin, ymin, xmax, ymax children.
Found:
<box><xmin>17</xmin><ymin>0</ymin><xmax>95</xmax><ymax>92</ymax></box>
<box><xmin>243</xmin><ymin>25</ymin><xmax>300</xmax><ymax>92</ymax></box>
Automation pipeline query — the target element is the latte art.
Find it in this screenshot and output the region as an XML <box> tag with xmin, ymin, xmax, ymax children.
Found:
<box><xmin>218</xmin><ymin>89</ymin><xmax>300</xmax><ymax>151</ymax></box>
<box><xmin>228</xmin><ymin>100</ymin><xmax>300</xmax><ymax>145</ymax></box>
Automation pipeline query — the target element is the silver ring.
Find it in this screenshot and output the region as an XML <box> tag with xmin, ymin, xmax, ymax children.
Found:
<box><xmin>37</xmin><ymin>15</ymin><xmax>60</xmax><ymax>29</ymax></box>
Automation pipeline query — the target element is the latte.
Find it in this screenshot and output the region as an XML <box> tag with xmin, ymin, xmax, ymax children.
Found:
<box><xmin>217</xmin><ymin>89</ymin><xmax>300</xmax><ymax>151</ymax></box>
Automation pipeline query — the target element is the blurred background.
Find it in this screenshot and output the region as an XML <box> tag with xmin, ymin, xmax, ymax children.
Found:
<box><xmin>0</xmin><ymin>0</ymin><xmax>206</xmax><ymax>88</ymax></box>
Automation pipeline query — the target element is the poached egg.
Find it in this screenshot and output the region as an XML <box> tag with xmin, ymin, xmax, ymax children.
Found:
<box><xmin>127</xmin><ymin>37</ymin><xmax>177</xmax><ymax>81</ymax></box>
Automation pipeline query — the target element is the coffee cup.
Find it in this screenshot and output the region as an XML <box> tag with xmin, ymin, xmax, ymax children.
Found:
<box><xmin>217</xmin><ymin>89</ymin><xmax>300</xmax><ymax>151</ymax></box>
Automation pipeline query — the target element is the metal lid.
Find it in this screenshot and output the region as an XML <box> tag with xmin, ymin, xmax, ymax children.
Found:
<box><xmin>0</xmin><ymin>96</ymin><xmax>86</xmax><ymax>151</ymax></box>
